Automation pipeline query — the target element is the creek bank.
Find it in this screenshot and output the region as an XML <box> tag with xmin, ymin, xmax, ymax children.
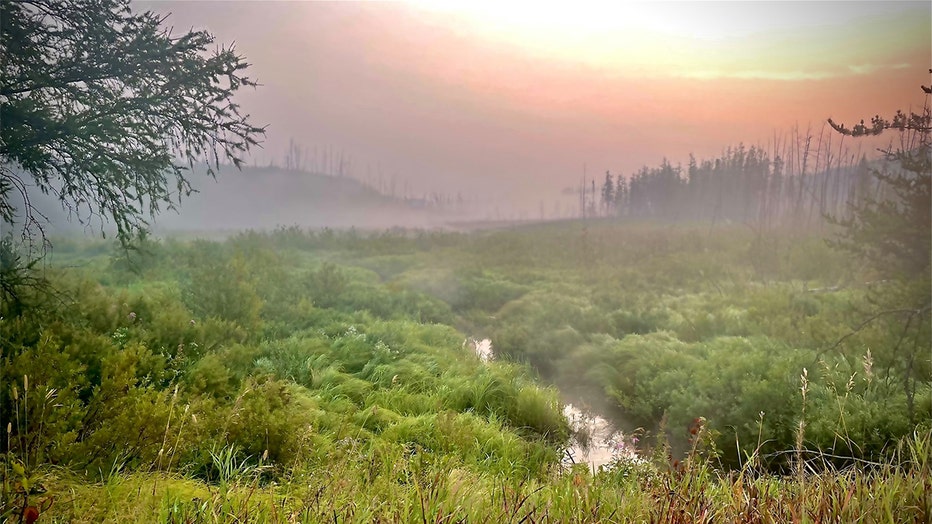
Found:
<box><xmin>466</xmin><ymin>338</ymin><xmax>641</xmax><ymax>471</ymax></box>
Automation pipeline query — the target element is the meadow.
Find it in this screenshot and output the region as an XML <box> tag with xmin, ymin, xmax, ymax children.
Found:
<box><xmin>2</xmin><ymin>220</ymin><xmax>930</xmax><ymax>522</ymax></box>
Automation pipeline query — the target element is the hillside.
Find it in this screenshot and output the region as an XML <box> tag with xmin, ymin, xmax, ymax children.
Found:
<box><xmin>15</xmin><ymin>166</ymin><xmax>453</xmax><ymax>237</ymax></box>
<box><xmin>150</xmin><ymin>166</ymin><xmax>454</xmax><ymax>232</ymax></box>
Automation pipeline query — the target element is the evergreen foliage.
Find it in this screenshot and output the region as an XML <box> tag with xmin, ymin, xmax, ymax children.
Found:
<box><xmin>0</xmin><ymin>0</ymin><xmax>265</xmax><ymax>248</ymax></box>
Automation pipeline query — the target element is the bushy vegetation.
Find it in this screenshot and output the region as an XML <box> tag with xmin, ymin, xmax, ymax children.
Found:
<box><xmin>2</xmin><ymin>221</ymin><xmax>929</xmax><ymax>521</ymax></box>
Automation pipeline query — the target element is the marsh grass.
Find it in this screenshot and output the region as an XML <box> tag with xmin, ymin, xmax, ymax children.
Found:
<box><xmin>3</xmin><ymin>223</ymin><xmax>929</xmax><ymax>522</ymax></box>
<box><xmin>22</xmin><ymin>429</ymin><xmax>931</xmax><ymax>523</ymax></box>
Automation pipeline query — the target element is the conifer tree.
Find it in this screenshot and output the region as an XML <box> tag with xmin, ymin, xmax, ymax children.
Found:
<box><xmin>0</xmin><ymin>0</ymin><xmax>265</xmax><ymax>250</ymax></box>
<box><xmin>601</xmin><ymin>171</ymin><xmax>615</xmax><ymax>216</ymax></box>
<box><xmin>826</xmin><ymin>71</ymin><xmax>931</xmax><ymax>423</ymax></box>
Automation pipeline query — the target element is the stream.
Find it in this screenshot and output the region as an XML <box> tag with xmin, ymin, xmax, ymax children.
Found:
<box><xmin>467</xmin><ymin>338</ymin><xmax>641</xmax><ymax>472</ymax></box>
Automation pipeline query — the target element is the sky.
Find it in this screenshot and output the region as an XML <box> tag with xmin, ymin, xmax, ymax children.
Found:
<box><xmin>138</xmin><ymin>1</ymin><xmax>931</xmax><ymax>214</ymax></box>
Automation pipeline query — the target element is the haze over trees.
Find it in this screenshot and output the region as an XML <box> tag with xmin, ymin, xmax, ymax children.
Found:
<box><xmin>0</xmin><ymin>0</ymin><xmax>265</xmax><ymax>251</ymax></box>
<box><xmin>823</xmin><ymin>74</ymin><xmax>931</xmax><ymax>425</ymax></box>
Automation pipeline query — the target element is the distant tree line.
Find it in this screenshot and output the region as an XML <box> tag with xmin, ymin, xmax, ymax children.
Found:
<box><xmin>589</xmin><ymin>134</ymin><xmax>881</xmax><ymax>229</ymax></box>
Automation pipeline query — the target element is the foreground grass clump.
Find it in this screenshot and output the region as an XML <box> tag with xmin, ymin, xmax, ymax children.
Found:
<box><xmin>8</xmin><ymin>429</ymin><xmax>930</xmax><ymax>523</ymax></box>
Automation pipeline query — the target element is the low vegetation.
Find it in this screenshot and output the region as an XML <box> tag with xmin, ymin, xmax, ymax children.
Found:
<box><xmin>2</xmin><ymin>222</ymin><xmax>929</xmax><ymax>522</ymax></box>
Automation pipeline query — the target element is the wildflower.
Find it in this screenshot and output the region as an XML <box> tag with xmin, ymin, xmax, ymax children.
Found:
<box><xmin>688</xmin><ymin>417</ymin><xmax>703</xmax><ymax>436</ymax></box>
<box><xmin>128</xmin><ymin>311</ymin><xmax>137</xmax><ymax>322</ymax></box>
<box><xmin>23</xmin><ymin>506</ymin><xmax>39</xmax><ymax>524</ymax></box>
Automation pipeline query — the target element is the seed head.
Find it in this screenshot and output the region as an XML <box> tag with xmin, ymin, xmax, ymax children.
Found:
<box><xmin>800</xmin><ymin>368</ymin><xmax>809</xmax><ymax>400</ymax></box>
<box><xmin>862</xmin><ymin>350</ymin><xmax>874</xmax><ymax>383</ymax></box>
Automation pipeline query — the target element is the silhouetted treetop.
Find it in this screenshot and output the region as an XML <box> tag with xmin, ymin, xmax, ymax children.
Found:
<box><xmin>0</xmin><ymin>0</ymin><xmax>266</xmax><ymax>248</ymax></box>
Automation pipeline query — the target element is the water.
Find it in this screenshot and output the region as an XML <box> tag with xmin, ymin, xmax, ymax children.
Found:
<box><xmin>563</xmin><ymin>403</ymin><xmax>617</xmax><ymax>470</ymax></box>
<box><xmin>465</xmin><ymin>337</ymin><xmax>641</xmax><ymax>471</ymax></box>
<box><xmin>466</xmin><ymin>337</ymin><xmax>494</xmax><ymax>362</ymax></box>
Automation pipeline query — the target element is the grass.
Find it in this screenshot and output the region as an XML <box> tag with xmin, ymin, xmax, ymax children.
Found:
<box><xmin>2</xmin><ymin>222</ymin><xmax>929</xmax><ymax>522</ymax></box>
<box><xmin>15</xmin><ymin>430</ymin><xmax>931</xmax><ymax>523</ymax></box>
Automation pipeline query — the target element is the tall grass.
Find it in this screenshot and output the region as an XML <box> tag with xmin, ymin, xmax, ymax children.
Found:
<box><xmin>16</xmin><ymin>429</ymin><xmax>930</xmax><ymax>523</ymax></box>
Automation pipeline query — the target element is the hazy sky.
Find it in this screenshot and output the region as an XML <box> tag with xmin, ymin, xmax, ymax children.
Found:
<box><xmin>139</xmin><ymin>1</ymin><xmax>931</xmax><ymax>211</ymax></box>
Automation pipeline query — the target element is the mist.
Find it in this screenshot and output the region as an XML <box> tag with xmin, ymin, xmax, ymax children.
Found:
<box><xmin>123</xmin><ymin>0</ymin><xmax>930</xmax><ymax>228</ymax></box>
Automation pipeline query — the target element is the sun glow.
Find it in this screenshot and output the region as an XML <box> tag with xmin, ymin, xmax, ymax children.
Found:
<box><xmin>409</xmin><ymin>1</ymin><xmax>724</xmax><ymax>74</ymax></box>
<box><xmin>406</xmin><ymin>1</ymin><xmax>930</xmax><ymax>81</ymax></box>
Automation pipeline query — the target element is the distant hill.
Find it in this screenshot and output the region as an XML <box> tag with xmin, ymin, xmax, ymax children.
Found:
<box><xmin>151</xmin><ymin>166</ymin><xmax>448</xmax><ymax>232</ymax></box>
<box><xmin>15</xmin><ymin>166</ymin><xmax>453</xmax><ymax>236</ymax></box>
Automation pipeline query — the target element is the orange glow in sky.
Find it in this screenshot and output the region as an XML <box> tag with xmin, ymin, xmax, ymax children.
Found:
<box><xmin>408</xmin><ymin>1</ymin><xmax>927</xmax><ymax>80</ymax></box>
<box><xmin>140</xmin><ymin>1</ymin><xmax>931</xmax><ymax>210</ymax></box>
